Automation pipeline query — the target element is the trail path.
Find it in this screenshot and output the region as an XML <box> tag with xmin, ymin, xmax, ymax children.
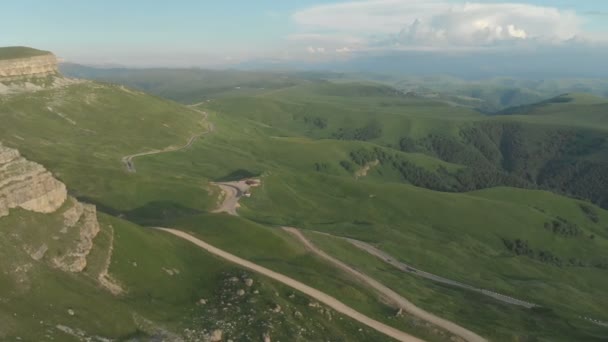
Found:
<box><xmin>346</xmin><ymin>238</ymin><xmax>537</xmax><ymax>308</ymax></box>
<box><xmin>154</xmin><ymin>227</ymin><xmax>424</xmax><ymax>342</ymax></box>
<box><xmin>283</xmin><ymin>227</ymin><xmax>487</xmax><ymax>342</ymax></box>
<box><xmin>121</xmin><ymin>108</ymin><xmax>213</xmax><ymax>173</ymax></box>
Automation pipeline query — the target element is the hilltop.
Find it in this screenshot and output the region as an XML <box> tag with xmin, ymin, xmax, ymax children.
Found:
<box><xmin>0</xmin><ymin>46</ymin><xmax>53</xmax><ymax>60</ymax></box>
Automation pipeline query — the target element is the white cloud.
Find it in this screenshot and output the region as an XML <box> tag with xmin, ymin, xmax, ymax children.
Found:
<box><xmin>292</xmin><ymin>0</ymin><xmax>588</xmax><ymax>51</ymax></box>
<box><xmin>307</xmin><ymin>46</ymin><xmax>326</xmax><ymax>54</ymax></box>
<box><xmin>336</xmin><ymin>47</ymin><xmax>352</xmax><ymax>53</ymax></box>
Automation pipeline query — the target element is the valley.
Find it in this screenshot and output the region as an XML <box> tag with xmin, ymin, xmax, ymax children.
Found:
<box><xmin>1</xmin><ymin>46</ymin><xmax>607</xmax><ymax>342</ymax></box>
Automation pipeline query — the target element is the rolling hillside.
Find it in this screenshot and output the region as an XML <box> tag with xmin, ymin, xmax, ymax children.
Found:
<box><xmin>2</xmin><ymin>49</ymin><xmax>608</xmax><ymax>341</ymax></box>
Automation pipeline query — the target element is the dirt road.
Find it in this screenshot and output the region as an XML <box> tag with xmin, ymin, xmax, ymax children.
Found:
<box><xmin>347</xmin><ymin>239</ymin><xmax>537</xmax><ymax>309</ymax></box>
<box><xmin>121</xmin><ymin>109</ymin><xmax>213</xmax><ymax>173</ymax></box>
<box><xmin>283</xmin><ymin>227</ymin><xmax>487</xmax><ymax>342</ymax></box>
<box><xmin>154</xmin><ymin>227</ymin><xmax>424</xmax><ymax>342</ymax></box>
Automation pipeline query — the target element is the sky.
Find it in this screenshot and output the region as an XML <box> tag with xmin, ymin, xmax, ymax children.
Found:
<box><xmin>2</xmin><ymin>0</ymin><xmax>608</xmax><ymax>67</ymax></box>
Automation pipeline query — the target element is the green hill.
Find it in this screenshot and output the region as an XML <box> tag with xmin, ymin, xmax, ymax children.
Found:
<box><xmin>0</xmin><ymin>46</ymin><xmax>52</xmax><ymax>60</ymax></box>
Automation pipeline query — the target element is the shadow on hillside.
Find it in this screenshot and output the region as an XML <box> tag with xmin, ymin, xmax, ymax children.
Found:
<box><xmin>216</xmin><ymin>169</ymin><xmax>261</xmax><ymax>182</ymax></box>
<box><xmin>76</xmin><ymin>196</ymin><xmax>203</xmax><ymax>226</ymax></box>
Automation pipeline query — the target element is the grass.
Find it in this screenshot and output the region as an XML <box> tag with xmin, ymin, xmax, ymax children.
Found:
<box><xmin>0</xmin><ymin>46</ymin><xmax>51</xmax><ymax>60</ymax></box>
<box><xmin>0</xmin><ymin>82</ymin><xmax>216</xmax><ymax>212</ymax></box>
<box><xmin>304</xmin><ymin>230</ymin><xmax>608</xmax><ymax>341</ymax></box>
<box><xmin>0</xmin><ymin>207</ymin><xmax>406</xmax><ymax>341</ymax></box>
<box><xmin>169</xmin><ymin>213</ymin><xmax>462</xmax><ymax>341</ymax></box>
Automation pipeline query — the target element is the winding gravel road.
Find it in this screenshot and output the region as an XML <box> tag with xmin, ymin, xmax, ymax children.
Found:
<box><xmin>121</xmin><ymin>108</ymin><xmax>213</xmax><ymax>173</ymax></box>
<box><xmin>154</xmin><ymin>227</ymin><xmax>424</xmax><ymax>342</ymax></box>
<box><xmin>346</xmin><ymin>238</ymin><xmax>538</xmax><ymax>309</ymax></box>
<box><xmin>283</xmin><ymin>227</ymin><xmax>487</xmax><ymax>342</ymax></box>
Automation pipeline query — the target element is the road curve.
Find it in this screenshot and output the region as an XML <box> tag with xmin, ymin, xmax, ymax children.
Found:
<box><xmin>121</xmin><ymin>109</ymin><xmax>213</xmax><ymax>173</ymax></box>
<box><xmin>154</xmin><ymin>227</ymin><xmax>424</xmax><ymax>342</ymax></box>
<box><xmin>211</xmin><ymin>181</ymin><xmax>246</xmax><ymax>216</ymax></box>
<box><xmin>283</xmin><ymin>227</ymin><xmax>487</xmax><ymax>342</ymax></box>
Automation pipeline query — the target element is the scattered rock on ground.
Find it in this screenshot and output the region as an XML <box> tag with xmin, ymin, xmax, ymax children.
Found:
<box><xmin>208</xmin><ymin>329</ymin><xmax>223</xmax><ymax>342</ymax></box>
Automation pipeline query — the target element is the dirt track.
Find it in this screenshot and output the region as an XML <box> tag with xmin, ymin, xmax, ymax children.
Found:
<box><xmin>155</xmin><ymin>227</ymin><xmax>424</xmax><ymax>342</ymax></box>
<box><xmin>283</xmin><ymin>227</ymin><xmax>487</xmax><ymax>342</ymax></box>
<box><xmin>121</xmin><ymin>108</ymin><xmax>213</xmax><ymax>173</ymax></box>
<box><xmin>347</xmin><ymin>238</ymin><xmax>537</xmax><ymax>308</ymax></box>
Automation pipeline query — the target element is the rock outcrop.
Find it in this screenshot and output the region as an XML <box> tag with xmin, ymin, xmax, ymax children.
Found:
<box><xmin>52</xmin><ymin>200</ymin><xmax>101</xmax><ymax>272</ymax></box>
<box><xmin>1</xmin><ymin>143</ymin><xmax>102</xmax><ymax>274</ymax></box>
<box><xmin>0</xmin><ymin>143</ymin><xmax>67</xmax><ymax>217</ymax></box>
<box><xmin>0</xmin><ymin>52</ymin><xmax>58</xmax><ymax>82</ymax></box>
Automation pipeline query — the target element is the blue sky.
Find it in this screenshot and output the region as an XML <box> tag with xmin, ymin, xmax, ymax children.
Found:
<box><xmin>2</xmin><ymin>0</ymin><xmax>608</xmax><ymax>66</ymax></box>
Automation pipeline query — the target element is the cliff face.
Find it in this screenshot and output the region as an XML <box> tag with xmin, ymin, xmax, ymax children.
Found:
<box><xmin>0</xmin><ymin>143</ymin><xmax>101</xmax><ymax>273</ymax></box>
<box><xmin>0</xmin><ymin>53</ymin><xmax>59</xmax><ymax>82</ymax></box>
<box><xmin>0</xmin><ymin>143</ymin><xmax>67</xmax><ymax>217</ymax></box>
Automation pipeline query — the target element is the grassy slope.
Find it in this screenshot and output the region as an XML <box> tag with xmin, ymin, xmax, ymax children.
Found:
<box><xmin>0</xmin><ymin>82</ymin><xmax>217</xmax><ymax>212</ymax></box>
<box><xmin>0</xmin><ymin>208</ymin><xmax>399</xmax><ymax>341</ymax></box>
<box><xmin>234</xmin><ymin>170</ymin><xmax>608</xmax><ymax>340</ymax></box>
<box><xmin>304</xmin><ymin>230</ymin><xmax>608</xmax><ymax>341</ymax></box>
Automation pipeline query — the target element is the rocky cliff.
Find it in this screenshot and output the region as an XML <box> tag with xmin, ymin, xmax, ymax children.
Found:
<box><xmin>0</xmin><ymin>53</ymin><xmax>59</xmax><ymax>82</ymax></box>
<box><xmin>0</xmin><ymin>143</ymin><xmax>101</xmax><ymax>273</ymax></box>
<box><xmin>0</xmin><ymin>143</ymin><xmax>67</xmax><ymax>217</ymax></box>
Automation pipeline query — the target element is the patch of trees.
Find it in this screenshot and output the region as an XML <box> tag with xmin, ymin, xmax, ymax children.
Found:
<box><xmin>580</xmin><ymin>204</ymin><xmax>600</xmax><ymax>223</ymax></box>
<box><xmin>339</xmin><ymin>160</ymin><xmax>355</xmax><ymax>173</ymax></box>
<box><xmin>332</xmin><ymin>119</ymin><xmax>383</xmax><ymax>141</ymax></box>
<box><xmin>314</xmin><ymin>162</ymin><xmax>330</xmax><ymax>173</ymax></box>
<box><xmin>396</xmin><ymin>123</ymin><xmax>608</xmax><ymax>209</ymax></box>
<box><xmin>543</xmin><ymin>218</ymin><xmax>582</xmax><ymax>237</ymax></box>
<box><xmin>302</xmin><ymin>116</ymin><xmax>328</xmax><ymax>129</ymax></box>
<box><xmin>502</xmin><ymin>238</ymin><xmax>603</xmax><ymax>269</ymax></box>
<box><xmin>348</xmin><ymin>147</ymin><xmax>456</xmax><ymax>191</ymax></box>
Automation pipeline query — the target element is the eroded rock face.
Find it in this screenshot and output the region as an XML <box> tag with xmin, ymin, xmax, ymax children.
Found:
<box><xmin>0</xmin><ymin>54</ymin><xmax>58</xmax><ymax>82</ymax></box>
<box><xmin>1</xmin><ymin>143</ymin><xmax>104</xmax><ymax>274</ymax></box>
<box><xmin>52</xmin><ymin>203</ymin><xmax>101</xmax><ymax>272</ymax></box>
<box><xmin>0</xmin><ymin>143</ymin><xmax>67</xmax><ymax>217</ymax></box>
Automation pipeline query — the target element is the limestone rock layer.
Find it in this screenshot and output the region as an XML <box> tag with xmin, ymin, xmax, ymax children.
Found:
<box><xmin>0</xmin><ymin>143</ymin><xmax>67</xmax><ymax>217</ymax></box>
<box><xmin>0</xmin><ymin>54</ymin><xmax>58</xmax><ymax>81</ymax></box>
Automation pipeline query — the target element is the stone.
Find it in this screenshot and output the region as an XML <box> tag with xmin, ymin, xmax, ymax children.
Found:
<box><xmin>208</xmin><ymin>329</ymin><xmax>222</xmax><ymax>342</ymax></box>
<box><xmin>0</xmin><ymin>143</ymin><xmax>67</xmax><ymax>218</ymax></box>
<box><xmin>236</xmin><ymin>289</ymin><xmax>245</xmax><ymax>296</ymax></box>
<box><xmin>67</xmin><ymin>309</ymin><xmax>75</xmax><ymax>316</ymax></box>
<box><xmin>244</xmin><ymin>278</ymin><xmax>254</xmax><ymax>287</ymax></box>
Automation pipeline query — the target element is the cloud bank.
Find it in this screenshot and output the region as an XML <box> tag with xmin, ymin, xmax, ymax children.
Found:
<box><xmin>292</xmin><ymin>0</ymin><xmax>598</xmax><ymax>54</ymax></box>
